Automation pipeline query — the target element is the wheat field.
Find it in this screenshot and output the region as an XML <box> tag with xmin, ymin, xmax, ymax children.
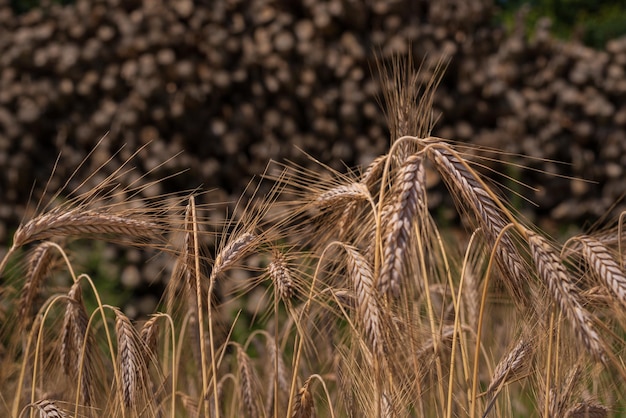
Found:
<box><xmin>1</xmin><ymin>59</ymin><xmax>625</xmax><ymax>418</ymax></box>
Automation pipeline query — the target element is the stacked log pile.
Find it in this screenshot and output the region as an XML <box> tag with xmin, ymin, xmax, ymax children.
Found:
<box><xmin>1</xmin><ymin>0</ymin><xmax>626</xmax><ymax>312</ymax></box>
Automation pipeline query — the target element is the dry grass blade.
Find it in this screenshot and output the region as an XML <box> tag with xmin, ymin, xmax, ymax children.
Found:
<box><xmin>19</xmin><ymin>242</ymin><xmax>55</xmax><ymax>329</ymax></box>
<box><xmin>579</xmin><ymin>235</ymin><xmax>626</xmax><ymax>310</ymax></box>
<box><xmin>114</xmin><ymin>309</ymin><xmax>142</xmax><ymax>409</ymax></box>
<box><xmin>32</xmin><ymin>399</ymin><xmax>68</xmax><ymax>418</ymax></box>
<box><xmin>237</xmin><ymin>345</ymin><xmax>260</xmax><ymax>418</ymax></box>
<box><xmin>565</xmin><ymin>401</ymin><xmax>608</xmax><ymax>418</ymax></box>
<box><xmin>268</xmin><ymin>249</ymin><xmax>294</xmax><ymax>301</ymax></box>
<box><xmin>13</xmin><ymin>209</ymin><xmax>160</xmax><ymax>247</ymax></box>
<box><xmin>60</xmin><ymin>281</ymin><xmax>92</xmax><ymax>405</ymax></box>
<box><xmin>527</xmin><ymin>231</ymin><xmax>606</xmax><ymax>363</ymax></box>
<box><xmin>344</xmin><ymin>244</ymin><xmax>384</xmax><ymax>357</ymax></box>
<box><xmin>211</xmin><ymin>231</ymin><xmax>256</xmax><ymax>280</ymax></box>
<box><xmin>379</xmin><ymin>153</ymin><xmax>426</xmax><ymax>296</ymax></box>
<box><xmin>292</xmin><ymin>376</ymin><xmax>314</xmax><ymax>418</ymax></box>
<box><xmin>483</xmin><ymin>338</ymin><xmax>533</xmax><ymax>417</ymax></box>
<box><xmin>428</xmin><ymin>144</ymin><xmax>529</xmax><ymax>304</ymax></box>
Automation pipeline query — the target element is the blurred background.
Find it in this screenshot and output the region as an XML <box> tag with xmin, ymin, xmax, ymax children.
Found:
<box><xmin>2</xmin><ymin>0</ymin><xmax>626</xmax><ymax>316</ymax></box>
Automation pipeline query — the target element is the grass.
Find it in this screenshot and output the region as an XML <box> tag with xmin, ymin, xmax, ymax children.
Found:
<box><xmin>1</xmin><ymin>59</ymin><xmax>626</xmax><ymax>417</ymax></box>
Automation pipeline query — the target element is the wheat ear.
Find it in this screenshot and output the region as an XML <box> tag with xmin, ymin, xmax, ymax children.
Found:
<box><xmin>337</xmin><ymin>156</ymin><xmax>387</xmax><ymax>238</ymax></box>
<box><xmin>314</xmin><ymin>182</ymin><xmax>370</xmax><ymax>208</ymax></box>
<box><xmin>378</xmin><ymin>153</ymin><xmax>426</xmax><ymax>296</ymax></box>
<box><xmin>483</xmin><ymin>338</ymin><xmax>533</xmax><ymax>417</ymax></box>
<box><xmin>31</xmin><ymin>399</ymin><xmax>68</xmax><ymax>418</ymax></box>
<box><xmin>211</xmin><ymin>231</ymin><xmax>256</xmax><ymax>280</ymax></box>
<box><xmin>268</xmin><ymin>249</ymin><xmax>294</xmax><ymax>301</ymax></box>
<box><xmin>292</xmin><ymin>376</ymin><xmax>314</xmax><ymax>418</ymax></box>
<box><xmin>428</xmin><ymin>144</ymin><xmax>529</xmax><ymax>303</ymax></box>
<box><xmin>114</xmin><ymin>309</ymin><xmax>143</xmax><ymax>409</ymax></box>
<box><xmin>578</xmin><ymin>235</ymin><xmax>626</xmax><ymax>310</ymax></box>
<box><xmin>139</xmin><ymin>315</ymin><xmax>160</xmax><ymax>359</ymax></box>
<box><xmin>60</xmin><ymin>281</ymin><xmax>93</xmax><ymax>406</ymax></box>
<box><xmin>237</xmin><ymin>345</ymin><xmax>260</xmax><ymax>418</ymax></box>
<box><xmin>565</xmin><ymin>401</ymin><xmax>608</xmax><ymax>418</ymax></box>
<box><xmin>527</xmin><ymin>231</ymin><xmax>606</xmax><ymax>363</ymax></box>
<box><xmin>13</xmin><ymin>209</ymin><xmax>159</xmax><ymax>247</ymax></box>
<box><xmin>344</xmin><ymin>244</ymin><xmax>384</xmax><ymax>357</ymax></box>
<box><xmin>19</xmin><ymin>242</ymin><xmax>55</xmax><ymax>329</ymax></box>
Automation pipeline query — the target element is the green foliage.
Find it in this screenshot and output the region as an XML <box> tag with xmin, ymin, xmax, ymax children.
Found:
<box><xmin>496</xmin><ymin>0</ymin><xmax>626</xmax><ymax>48</ymax></box>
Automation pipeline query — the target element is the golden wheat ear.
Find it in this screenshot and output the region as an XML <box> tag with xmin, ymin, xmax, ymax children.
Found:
<box><xmin>19</xmin><ymin>242</ymin><xmax>56</xmax><ymax>331</ymax></box>
<box><xmin>113</xmin><ymin>309</ymin><xmax>143</xmax><ymax>410</ymax></box>
<box><xmin>291</xmin><ymin>375</ymin><xmax>314</xmax><ymax>418</ymax></box>
<box><xmin>267</xmin><ymin>247</ymin><xmax>295</xmax><ymax>302</ymax></box>
<box><xmin>483</xmin><ymin>337</ymin><xmax>533</xmax><ymax>417</ymax></box>
<box><xmin>378</xmin><ymin>153</ymin><xmax>427</xmax><ymax>297</ymax></box>
<box><xmin>564</xmin><ymin>401</ymin><xmax>608</xmax><ymax>418</ymax></box>
<box><xmin>236</xmin><ymin>344</ymin><xmax>262</xmax><ymax>418</ymax></box>
<box><xmin>527</xmin><ymin>230</ymin><xmax>607</xmax><ymax>363</ymax></box>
